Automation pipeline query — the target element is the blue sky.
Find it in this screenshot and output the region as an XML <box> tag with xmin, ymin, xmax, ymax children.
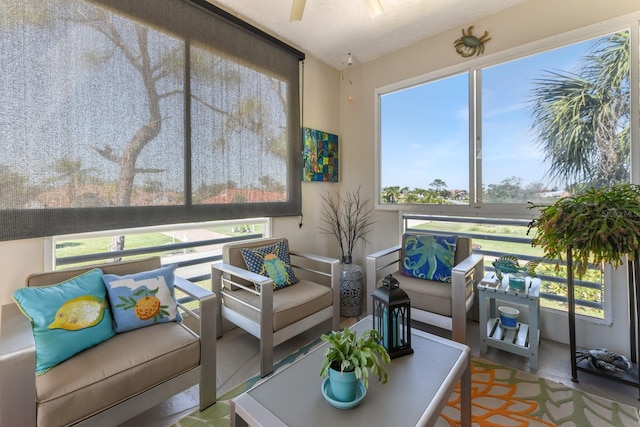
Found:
<box><xmin>380</xmin><ymin>37</ymin><xmax>597</xmax><ymax>192</ymax></box>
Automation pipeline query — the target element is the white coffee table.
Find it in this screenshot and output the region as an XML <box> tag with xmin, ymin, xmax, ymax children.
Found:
<box><xmin>231</xmin><ymin>316</ymin><xmax>471</xmax><ymax>427</ymax></box>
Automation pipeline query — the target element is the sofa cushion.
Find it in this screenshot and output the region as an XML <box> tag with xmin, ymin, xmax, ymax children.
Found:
<box><xmin>223</xmin><ymin>279</ymin><xmax>331</xmax><ymax>331</ymax></box>
<box><xmin>35</xmin><ymin>322</ymin><xmax>200</xmax><ymax>427</ymax></box>
<box><xmin>12</xmin><ymin>268</ymin><xmax>115</xmax><ymax>375</ymax></box>
<box><xmin>401</xmin><ymin>234</ymin><xmax>457</xmax><ymax>282</ymax></box>
<box><xmin>103</xmin><ymin>264</ymin><xmax>182</xmax><ymax>333</ymax></box>
<box><xmin>241</xmin><ymin>240</ymin><xmax>299</xmax><ymax>291</ymax></box>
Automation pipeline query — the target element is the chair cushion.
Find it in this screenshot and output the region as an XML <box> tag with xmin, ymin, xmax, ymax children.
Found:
<box><xmin>223</xmin><ymin>280</ymin><xmax>332</xmax><ymax>331</ymax></box>
<box><xmin>395</xmin><ymin>273</ymin><xmax>472</xmax><ymax>317</ymax></box>
<box><xmin>35</xmin><ymin>322</ymin><xmax>200</xmax><ymax>427</ymax></box>
<box><xmin>103</xmin><ymin>264</ymin><xmax>182</xmax><ymax>333</ymax></box>
<box><xmin>12</xmin><ymin>268</ymin><xmax>115</xmax><ymax>375</ymax></box>
<box><xmin>401</xmin><ymin>234</ymin><xmax>457</xmax><ymax>282</ymax></box>
<box><xmin>241</xmin><ymin>240</ymin><xmax>299</xmax><ymax>291</ymax></box>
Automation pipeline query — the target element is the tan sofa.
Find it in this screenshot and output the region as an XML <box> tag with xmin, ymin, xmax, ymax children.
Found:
<box><xmin>0</xmin><ymin>257</ymin><xmax>216</xmax><ymax>427</ymax></box>
<box><xmin>366</xmin><ymin>233</ymin><xmax>484</xmax><ymax>343</ymax></box>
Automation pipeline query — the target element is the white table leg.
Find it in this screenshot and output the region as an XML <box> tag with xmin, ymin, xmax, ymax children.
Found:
<box><xmin>460</xmin><ymin>353</ymin><xmax>472</xmax><ymax>427</ymax></box>
<box><xmin>479</xmin><ymin>289</ymin><xmax>488</xmax><ymax>353</ymax></box>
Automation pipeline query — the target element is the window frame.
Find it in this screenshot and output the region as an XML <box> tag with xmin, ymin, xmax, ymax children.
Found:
<box><xmin>374</xmin><ymin>16</ymin><xmax>640</xmax><ymax>221</ymax></box>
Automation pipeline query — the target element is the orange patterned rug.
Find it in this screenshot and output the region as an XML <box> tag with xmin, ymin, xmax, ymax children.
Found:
<box><xmin>174</xmin><ymin>350</ymin><xmax>640</xmax><ymax>427</ymax></box>
<box><xmin>437</xmin><ymin>359</ymin><xmax>639</xmax><ymax>427</ymax></box>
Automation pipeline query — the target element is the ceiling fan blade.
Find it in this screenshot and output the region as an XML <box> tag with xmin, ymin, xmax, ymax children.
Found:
<box><xmin>290</xmin><ymin>0</ymin><xmax>306</xmax><ymax>21</ymax></box>
<box><xmin>363</xmin><ymin>0</ymin><xmax>383</xmax><ymax>18</ymax></box>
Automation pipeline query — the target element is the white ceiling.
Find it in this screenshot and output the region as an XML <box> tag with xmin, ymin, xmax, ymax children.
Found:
<box><xmin>206</xmin><ymin>0</ymin><xmax>527</xmax><ymax>69</ymax></box>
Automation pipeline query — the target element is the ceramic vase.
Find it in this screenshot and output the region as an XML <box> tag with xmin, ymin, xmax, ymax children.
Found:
<box><xmin>339</xmin><ymin>262</ymin><xmax>364</xmax><ymax>317</ymax></box>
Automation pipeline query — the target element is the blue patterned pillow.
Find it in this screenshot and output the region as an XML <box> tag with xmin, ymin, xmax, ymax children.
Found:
<box><xmin>241</xmin><ymin>240</ymin><xmax>299</xmax><ymax>291</ymax></box>
<box><xmin>103</xmin><ymin>264</ymin><xmax>182</xmax><ymax>333</ymax></box>
<box><xmin>401</xmin><ymin>234</ymin><xmax>457</xmax><ymax>283</ymax></box>
<box><xmin>12</xmin><ymin>268</ymin><xmax>115</xmax><ymax>375</ymax></box>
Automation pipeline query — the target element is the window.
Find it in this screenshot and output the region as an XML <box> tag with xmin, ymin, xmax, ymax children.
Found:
<box><xmin>380</xmin><ymin>72</ymin><xmax>469</xmax><ymax>204</ymax></box>
<box><xmin>0</xmin><ymin>0</ymin><xmax>303</xmax><ymax>241</ymax></box>
<box><xmin>378</xmin><ymin>25</ymin><xmax>634</xmax><ymax>320</ymax></box>
<box><xmin>379</xmin><ymin>29</ymin><xmax>631</xmax><ymax>211</ymax></box>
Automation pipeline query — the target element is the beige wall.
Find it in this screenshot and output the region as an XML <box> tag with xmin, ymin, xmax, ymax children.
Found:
<box><xmin>0</xmin><ymin>238</ymin><xmax>44</xmax><ymax>305</ymax></box>
<box><xmin>338</xmin><ymin>0</ymin><xmax>640</xmax><ymax>351</ymax></box>
<box><xmin>273</xmin><ymin>56</ymin><xmax>342</xmax><ymax>256</ymax></box>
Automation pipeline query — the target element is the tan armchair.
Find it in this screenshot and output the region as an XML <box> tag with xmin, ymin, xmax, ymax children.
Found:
<box><xmin>0</xmin><ymin>257</ymin><xmax>216</xmax><ymax>427</ymax></box>
<box><xmin>366</xmin><ymin>233</ymin><xmax>484</xmax><ymax>343</ymax></box>
<box><xmin>211</xmin><ymin>237</ymin><xmax>340</xmax><ymax>377</ymax></box>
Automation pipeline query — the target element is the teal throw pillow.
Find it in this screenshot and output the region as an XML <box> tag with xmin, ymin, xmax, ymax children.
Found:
<box><xmin>103</xmin><ymin>264</ymin><xmax>182</xmax><ymax>333</ymax></box>
<box><xmin>12</xmin><ymin>268</ymin><xmax>115</xmax><ymax>375</ymax></box>
<box><xmin>241</xmin><ymin>240</ymin><xmax>299</xmax><ymax>291</ymax></box>
<box><xmin>401</xmin><ymin>234</ymin><xmax>457</xmax><ymax>283</ymax></box>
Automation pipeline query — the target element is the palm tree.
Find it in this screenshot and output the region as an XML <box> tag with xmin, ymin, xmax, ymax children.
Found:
<box><xmin>529</xmin><ymin>31</ymin><xmax>629</xmax><ymax>189</ymax></box>
<box><xmin>382</xmin><ymin>186</ymin><xmax>401</xmax><ymax>203</ymax></box>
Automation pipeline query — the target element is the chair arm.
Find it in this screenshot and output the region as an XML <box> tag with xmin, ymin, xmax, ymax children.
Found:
<box><xmin>366</xmin><ymin>245</ymin><xmax>402</xmax><ymax>260</ymax></box>
<box><xmin>0</xmin><ymin>303</ymin><xmax>37</xmax><ymax>426</ymax></box>
<box><xmin>211</xmin><ymin>261</ymin><xmax>274</xmax><ymax>338</ymax></box>
<box><xmin>289</xmin><ymin>250</ymin><xmax>340</xmax><ymax>289</ymax></box>
<box><xmin>365</xmin><ymin>245</ymin><xmax>403</xmax><ymax>314</ymax></box>
<box><xmin>289</xmin><ymin>250</ymin><xmax>339</xmax><ymax>265</ymax></box>
<box><xmin>211</xmin><ymin>261</ymin><xmax>273</xmax><ymax>290</ymax></box>
<box><xmin>451</xmin><ymin>253</ymin><xmax>484</xmax><ymax>343</ymax></box>
<box><xmin>453</xmin><ymin>253</ymin><xmax>484</xmax><ymax>277</ymax></box>
<box><xmin>289</xmin><ymin>251</ymin><xmax>340</xmax><ymax>330</ymax></box>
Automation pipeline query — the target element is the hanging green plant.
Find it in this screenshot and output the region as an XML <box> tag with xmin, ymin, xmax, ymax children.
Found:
<box><xmin>527</xmin><ymin>184</ymin><xmax>640</xmax><ymax>278</ymax></box>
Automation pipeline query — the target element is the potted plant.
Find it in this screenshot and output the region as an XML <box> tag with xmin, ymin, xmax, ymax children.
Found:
<box><xmin>528</xmin><ymin>183</ymin><xmax>640</xmax><ymax>381</ymax></box>
<box><xmin>527</xmin><ymin>183</ymin><xmax>640</xmax><ymax>277</ymax></box>
<box><xmin>319</xmin><ymin>328</ymin><xmax>390</xmax><ymax>403</ymax></box>
<box><xmin>319</xmin><ymin>186</ymin><xmax>375</xmax><ymax>316</ymax></box>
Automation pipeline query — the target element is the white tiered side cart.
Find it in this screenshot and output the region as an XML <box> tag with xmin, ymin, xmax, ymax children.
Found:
<box><xmin>478</xmin><ymin>274</ymin><xmax>541</xmax><ymax>369</ymax></box>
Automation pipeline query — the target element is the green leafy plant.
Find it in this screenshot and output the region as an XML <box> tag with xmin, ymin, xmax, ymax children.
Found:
<box><xmin>528</xmin><ymin>184</ymin><xmax>640</xmax><ymax>277</ymax></box>
<box><xmin>319</xmin><ymin>328</ymin><xmax>390</xmax><ymax>389</ymax></box>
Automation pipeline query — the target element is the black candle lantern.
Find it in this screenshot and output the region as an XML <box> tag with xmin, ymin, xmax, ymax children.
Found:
<box><xmin>372</xmin><ymin>274</ymin><xmax>413</xmax><ymax>359</ymax></box>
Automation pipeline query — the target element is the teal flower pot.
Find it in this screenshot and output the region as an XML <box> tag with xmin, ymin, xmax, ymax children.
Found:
<box><xmin>328</xmin><ymin>368</ymin><xmax>358</xmax><ymax>402</ymax></box>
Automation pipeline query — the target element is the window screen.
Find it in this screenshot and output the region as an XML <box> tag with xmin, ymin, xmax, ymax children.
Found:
<box><xmin>0</xmin><ymin>0</ymin><xmax>303</xmax><ymax>240</ymax></box>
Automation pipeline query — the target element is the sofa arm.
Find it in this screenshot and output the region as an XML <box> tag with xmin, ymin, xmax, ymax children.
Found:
<box><xmin>173</xmin><ymin>276</ymin><xmax>217</xmax><ymax>410</ymax></box>
<box><xmin>0</xmin><ymin>303</ymin><xmax>37</xmax><ymax>426</ymax></box>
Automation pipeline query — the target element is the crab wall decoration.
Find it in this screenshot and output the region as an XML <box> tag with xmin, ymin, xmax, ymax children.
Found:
<box><xmin>454</xmin><ymin>26</ymin><xmax>491</xmax><ymax>57</ymax></box>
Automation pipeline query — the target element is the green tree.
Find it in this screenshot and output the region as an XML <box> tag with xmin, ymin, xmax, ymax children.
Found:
<box><xmin>47</xmin><ymin>157</ymin><xmax>97</xmax><ymax>206</ymax></box>
<box><xmin>429</xmin><ymin>179</ymin><xmax>447</xmax><ymax>197</ymax></box>
<box><xmin>382</xmin><ymin>186</ymin><xmax>401</xmax><ymax>203</ymax></box>
<box><xmin>529</xmin><ymin>31</ymin><xmax>629</xmax><ymax>188</ymax></box>
<box><xmin>484</xmin><ymin>176</ymin><xmax>525</xmax><ymax>203</ymax></box>
<box><xmin>259</xmin><ymin>175</ymin><xmax>285</xmax><ymax>193</ymax></box>
<box><xmin>0</xmin><ymin>167</ymin><xmax>30</xmax><ymax>208</ymax></box>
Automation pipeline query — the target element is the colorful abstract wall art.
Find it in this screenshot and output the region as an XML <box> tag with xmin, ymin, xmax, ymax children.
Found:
<box><xmin>302</xmin><ymin>127</ymin><xmax>338</xmax><ymax>182</ymax></box>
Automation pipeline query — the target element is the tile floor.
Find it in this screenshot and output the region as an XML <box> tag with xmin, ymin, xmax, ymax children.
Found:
<box><xmin>119</xmin><ymin>317</ymin><xmax>640</xmax><ymax>426</ymax></box>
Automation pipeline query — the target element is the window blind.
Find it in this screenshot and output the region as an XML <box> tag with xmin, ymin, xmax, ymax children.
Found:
<box><xmin>0</xmin><ymin>0</ymin><xmax>303</xmax><ymax>241</ymax></box>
